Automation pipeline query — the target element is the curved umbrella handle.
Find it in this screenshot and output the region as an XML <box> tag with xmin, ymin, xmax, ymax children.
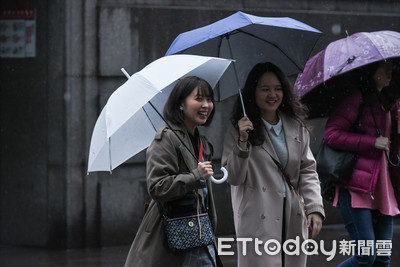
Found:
<box><xmin>210</xmin><ymin>167</ymin><xmax>228</xmax><ymax>184</ymax></box>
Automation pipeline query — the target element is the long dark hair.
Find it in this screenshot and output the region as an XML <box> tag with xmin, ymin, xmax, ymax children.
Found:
<box><xmin>231</xmin><ymin>62</ymin><xmax>309</xmax><ymax>146</ymax></box>
<box><xmin>357</xmin><ymin>59</ymin><xmax>400</xmax><ymax>111</ymax></box>
<box><xmin>381</xmin><ymin>59</ymin><xmax>400</xmax><ymax>111</ymax></box>
<box><xmin>163</xmin><ymin>76</ymin><xmax>215</xmax><ymax>126</ymax></box>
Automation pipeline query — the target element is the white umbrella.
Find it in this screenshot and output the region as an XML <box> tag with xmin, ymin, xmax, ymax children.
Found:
<box><xmin>87</xmin><ymin>54</ymin><xmax>232</xmax><ymax>183</ymax></box>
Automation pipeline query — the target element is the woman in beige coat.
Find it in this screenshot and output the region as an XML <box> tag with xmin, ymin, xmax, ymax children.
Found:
<box><xmin>124</xmin><ymin>76</ymin><xmax>222</xmax><ymax>267</ymax></box>
<box><xmin>222</xmin><ymin>62</ymin><xmax>325</xmax><ymax>266</ymax></box>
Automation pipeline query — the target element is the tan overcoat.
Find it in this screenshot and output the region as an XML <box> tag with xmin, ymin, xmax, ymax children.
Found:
<box><xmin>221</xmin><ymin>112</ymin><xmax>325</xmax><ymax>267</ymax></box>
<box><xmin>124</xmin><ymin>123</ymin><xmax>220</xmax><ymax>267</ymax></box>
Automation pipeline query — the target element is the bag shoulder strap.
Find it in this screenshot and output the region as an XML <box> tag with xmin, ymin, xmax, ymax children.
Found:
<box><xmin>369</xmin><ymin>104</ymin><xmax>381</xmax><ymax>136</ymax></box>
<box><xmin>269</xmin><ymin>155</ymin><xmax>307</xmax><ymax>213</ymax></box>
<box><xmin>369</xmin><ymin>104</ymin><xmax>400</xmax><ymax>167</ymax></box>
<box><xmin>321</xmin><ymin>95</ymin><xmax>364</xmax><ymax>148</ymax></box>
<box><xmin>156</xmin><ymin>201</ymin><xmax>165</xmax><ymax>217</ymax></box>
<box><xmin>350</xmin><ymin>95</ymin><xmax>365</xmax><ymax>131</ymax></box>
<box><xmin>269</xmin><ymin>156</ymin><xmax>294</xmax><ymax>191</ymax></box>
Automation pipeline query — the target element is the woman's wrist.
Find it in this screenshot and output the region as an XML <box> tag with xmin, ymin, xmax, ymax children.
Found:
<box><xmin>238</xmin><ymin>138</ymin><xmax>249</xmax><ymax>151</ymax></box>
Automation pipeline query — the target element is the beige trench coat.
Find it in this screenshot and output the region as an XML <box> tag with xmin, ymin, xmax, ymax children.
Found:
<box><xmin>222</xmin><ymin>113</ymin><xmax>325</xmax><ymax>267</ymax></box>
<box><xmin>124</xmin><ymin>123</ymin><xmax>220</xmax><ymax>267</ymax></box>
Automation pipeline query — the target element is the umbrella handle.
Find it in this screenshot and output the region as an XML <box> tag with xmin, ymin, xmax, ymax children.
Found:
<box><xmin>210</xmin><ymin>167</ymin><xmax>228</xmax><ymax>184</ymax></box>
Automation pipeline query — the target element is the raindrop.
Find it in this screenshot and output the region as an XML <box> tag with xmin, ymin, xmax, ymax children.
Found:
<box><xmin>64</xmin><ymin>91</ymin><xmax>71</xmax><ymax>102</ymax></box>
<box><xmin>331</xmin><ymin>24</ymin><xmax>341</xmax><ymax>35</ymax></box>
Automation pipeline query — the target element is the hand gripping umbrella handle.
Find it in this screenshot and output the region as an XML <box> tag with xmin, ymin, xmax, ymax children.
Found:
<box><xmin>210</xmin><ymin>167</ymin><xmax>228</xmax><ymax>184</ymax></box>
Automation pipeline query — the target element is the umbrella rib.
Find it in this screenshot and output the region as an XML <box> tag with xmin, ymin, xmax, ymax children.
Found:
<box><xmin>108</xmin><ymin>137</ymin><xmax>112</xmax><ymax>173</ymax></box>
<box><xmin>236</xmin><ymin>29</ymin><xmax>303</xmax><ymax>72</ymax></box>
<box><xmin>142</xmin><ymin>106</ymin><xmax>158</xmax><ymax>132</ymax></box>
<box><xmin>148</xmin><ymin>101</ymin><xmax>199</xmax><ymax>163</ymax></box>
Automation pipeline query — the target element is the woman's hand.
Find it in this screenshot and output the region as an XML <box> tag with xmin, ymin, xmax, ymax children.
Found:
<box><xmin>237</xmin><ymin>116</ymin><xmax>253</xmax><ymax>148</ymax></box>
<box><xmin>375</xmin><ymin>136</ymin><xmax>390</xmax><ymax>151</ymax></box>
<box><xmin>307</xmin><ymin>213</ymin><xmax>323</xmax><ymax>239</ymax></box>
<box><xmin>197</xmin><ymin>161</ymin><xmax>214</xmax><ymax>180</ymax></box>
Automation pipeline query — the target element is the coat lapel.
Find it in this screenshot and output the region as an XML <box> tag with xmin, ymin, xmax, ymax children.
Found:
<box><xmin>169</xmin><ymin>123</ymin><xmax>212</xmax><ymax>170</ymax></box>
<box><xmin>261</xmin><ymin>112</ymin><xmax>301</xmax><ymax>174</ymax></box>
<box><xmin>280</xmin><ymin>113</ymin><xmax>301</xmax><ymax>175</ymax></box>
<box><xmin>179</xmin><ymin>142</ymin><xmax>198</xmax><ymax>169</ymax></box>
<box><xmin>261</xmin><ymin>127</ymin><xmax>280</xmax><ymax>163</ymax></box>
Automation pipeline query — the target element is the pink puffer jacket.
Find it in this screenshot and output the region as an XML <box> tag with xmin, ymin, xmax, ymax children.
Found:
<box><xmin>324</xmin><ymin>90</ymin><xmax>395</xmax><ymax>196</ymax></box>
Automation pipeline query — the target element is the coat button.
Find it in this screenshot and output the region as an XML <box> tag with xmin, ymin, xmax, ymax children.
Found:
<box><xmin>262</xmin><ymin>186</ymin><xmax>266</xmax><ymax>192</ymax></box>
<box><xmin>261</xmin><ymin>214</ymin><xmax>266</xmax><ymax>219</ymax></box>
<box><xmin>297</xmin><ymin>212</ymin><xmax>301</xmax><ymax>216</ymax></box>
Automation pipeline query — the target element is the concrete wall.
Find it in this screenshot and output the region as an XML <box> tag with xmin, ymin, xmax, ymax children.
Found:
<box><xmin>1</xmin><ymin>0</ymin><xmax>399</xmax><ymax>248</ymax></box>
<box><xmin>1</xmin><ymin>0</ymin><xmax>52</xmax><ymax>247</ymax></box>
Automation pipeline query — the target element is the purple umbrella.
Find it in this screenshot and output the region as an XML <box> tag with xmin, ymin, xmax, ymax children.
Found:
<box><xmin>295</xmin><ymin>30</ymin><xmax>400</xmax><ymax>118</ymax></box>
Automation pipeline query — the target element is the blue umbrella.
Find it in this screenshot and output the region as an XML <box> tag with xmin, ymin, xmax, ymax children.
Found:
<box><xmin>166</xmin><ymin>11</ymin><xmax>322</xmax><ymax>115</ymax></box>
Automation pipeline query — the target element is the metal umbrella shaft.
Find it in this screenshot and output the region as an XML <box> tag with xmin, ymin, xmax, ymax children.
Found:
<box><xmin>223</xmin><ymin>28</ymin><xmax>306</xmax><ymax>118</ymax></box>
<box><xmin>225</xmin><ymin>34</ymin><xmax>246</xmax><ymax>117</ymax></box>
<box><xmin>121</xmin><ymin>68</ymin><xmax>228</xmax><ymax>184</ymax></box>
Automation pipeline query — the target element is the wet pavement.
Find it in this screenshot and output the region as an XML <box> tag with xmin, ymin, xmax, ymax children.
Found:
<box><xmin>0</xmin><ymin>244</ymin><xmax>238</xmax><ymax>267</ymax></box>
<box><xmin>1</xmin><ymin>224</ymin><xmax>399</xmax><ymax>267</ymax></box>
<box><xmin>0</xmin><ymin>243</ymin><xmax>343</xmax><ymax>267</ymax></box>
<box><xmin>0</xmin><ymin>245</ymin><xmax>129</xmax><ymax>267</ymax></box>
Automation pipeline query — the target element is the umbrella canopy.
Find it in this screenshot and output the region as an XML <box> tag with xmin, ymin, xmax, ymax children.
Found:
<box><xmin>88</xmin><ymin>54</ymin><xmax>233</xmax><ymax>173</ymax></box>
<box><xmin>295</xmin><ymin>30</ymin><xmax>400</xmax><ymax>118</ymax></box>
<box><xmin>165</xmin><ymin>11</ymin><xmax>322</xmax><ymax>103</ymax></box>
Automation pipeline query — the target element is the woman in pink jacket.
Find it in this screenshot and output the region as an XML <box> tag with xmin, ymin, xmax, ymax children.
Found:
<box><xmin>324</xmin><ymin>59</ymin><xmax>400</xmax><ymax>266</ymax></box>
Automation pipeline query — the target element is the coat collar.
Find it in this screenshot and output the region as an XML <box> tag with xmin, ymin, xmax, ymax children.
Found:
<box><xmin>159</xmin><ymin>122</ymin><xmax>212</xmax><ymax>168</ymax></box>
<box><xmin>262</xmin><ymin>116</ymin><xmax>283</xmax><ymax>135</ymax></box>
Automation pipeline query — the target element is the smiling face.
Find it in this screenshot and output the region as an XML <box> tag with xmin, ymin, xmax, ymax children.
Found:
<box><xmin>255</xmin><ymin>72</ymin><xmax>283</xmax><ymax>122</ymax></box>
<box><xmin>182</xmin><ymin>87</ymin><xmax>214</xmax><ymax>134</ymax></box>
<box><xmin>374</xmin><ymin>60</ymin><xmax>392</xmax><ymax>91</ymax></box>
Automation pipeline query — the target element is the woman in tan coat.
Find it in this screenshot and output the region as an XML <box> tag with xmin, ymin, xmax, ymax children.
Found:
<box><xmin>124</xmin><ymin>76</ymin><xmax>222</xmax><ymax>267</ymax></box>
<box><xmin>222</xmin><ymin>62</ymin><xmax>325</xmax><ymax>266</ymax></box>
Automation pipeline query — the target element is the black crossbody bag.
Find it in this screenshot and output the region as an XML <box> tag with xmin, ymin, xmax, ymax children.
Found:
<box><xmin>316</xmin><ymin>101</ymin><xmax>365</xmax><ymax>202</ymax></box>
<box><xmin>157</xmin><ymin>137</ymin><xmax>214</xmax><ymax>250</ymax></box>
